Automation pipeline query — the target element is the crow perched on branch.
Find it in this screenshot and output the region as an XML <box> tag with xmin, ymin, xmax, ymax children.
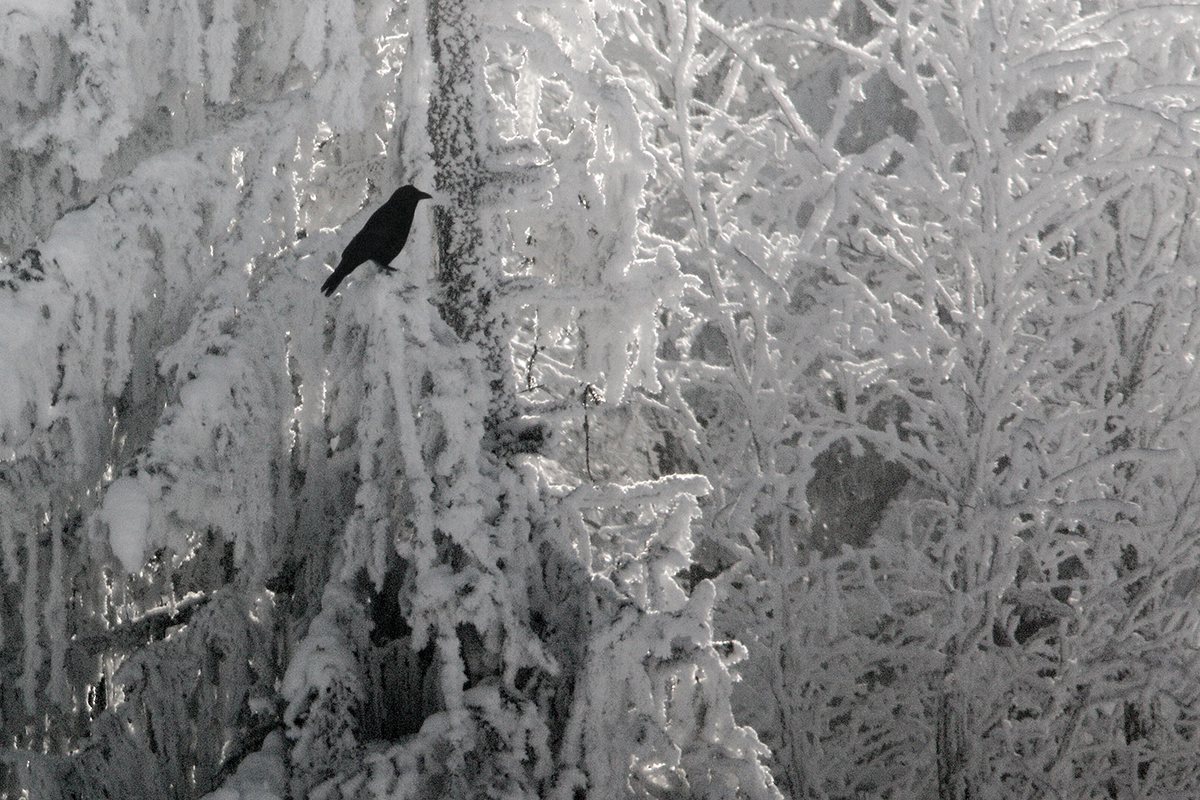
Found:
<box><xmin>321</xmin><ymin>185</ymin><xmax>433</xmax><ymax>296</ymax></box>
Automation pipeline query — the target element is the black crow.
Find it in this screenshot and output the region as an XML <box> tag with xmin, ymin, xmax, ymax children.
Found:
<box><xmin>321</xmin><ymin>184</ymin><xmax>433</xmax><ymax>296</ymax></box>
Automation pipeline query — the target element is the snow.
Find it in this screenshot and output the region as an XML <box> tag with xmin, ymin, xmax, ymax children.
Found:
<box><xmin>198</xmin><ymin>732</ymin><xmax>287</xmax><ymax>800</ymax></box>
<box><xmin>0</xmin><ymin>0</ymin><xmax>72</xmax><ymax>24</ymax></box>
<box><xmin>0</xmin><ymin>295</ymin><xmax>45</xmax><ymax>445</ymax></box>
<box><xmin>4</xmin><ymin>1</ymin><xmax>1200</xmax><ymax>799</ymax></box>
<box><xmin>99</xmin><ymin>476</ymin><xmax>150</xmax><ymax>574</ymax></box>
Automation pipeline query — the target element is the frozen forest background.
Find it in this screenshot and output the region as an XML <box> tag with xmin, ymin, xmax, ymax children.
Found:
<box><xmin>3</xmin><ymin>0</ymin><xmax>1200</xmax><ymax>797</ymax></box>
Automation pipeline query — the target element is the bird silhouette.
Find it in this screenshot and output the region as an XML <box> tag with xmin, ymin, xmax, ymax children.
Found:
<box><xmin>321</xmin><ymin>185</ymin><xmax>433</xmax><ymax>296</ymax></box>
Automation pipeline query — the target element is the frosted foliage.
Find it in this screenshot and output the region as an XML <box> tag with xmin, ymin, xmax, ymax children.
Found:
<box><xmin>16</xmin><ymin>593</ymin><xmax>280</xmax><ymax>800</ymax></box>
<box><xmin>617</xmin><ymin>0</ymin><xmax>1200</xmax><ymax>797</ymax></box>
<box><xmin>3</xmin><ymin>0</ymin><xmax>372</xmax><ymax>180</ymax></box>
<box><xmin>0</xmin><ymin>0</ymin><xmax>782</xmax><ymax>794</ymax></box>
<box><xmin>276</xmin><ymin>0</ymin><xmax>776</xmax><ymax>797</ymax></box>
<box><xmin>130</xmin><ymin>304</ymin><xmax>290</xmax><ymax>567</ymax></box>
<box><xmin>551</xmin><ymin>481</ymin><xmax>779</xmax><ymax>800</ymax></box>
<box><xmin>15</xmin><ymin>0</ymin><xmax>1200</xmax><ymax>796</ymax></box>
<box><xmin>0</xmin><ymin>0</ymin><xmax>432</xmax><ymax>793</ymax></box>
<box><xmin>0</xmin><ymin>0</ymin><xmax>403</xmax><ymax>550</ymax></box>
<box><xmin>284</xmin><ymin>585</ymin><xmax>371</xmax><ymax>793</ymax></box>
<box><xmin>484</xmin><ymin>4</ymin><xmax>679</xmax><ymax>403</ymax></box>
<box><xmin>0</xmin><ymin>0</ymin><xmax>396</xmax><ymax>256</ymax></box>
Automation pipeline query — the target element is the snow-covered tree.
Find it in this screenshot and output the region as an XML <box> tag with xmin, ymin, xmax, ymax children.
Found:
<box><xmin>628</xmin><ymin>0</ymin><xmax>1200</xmax><ymax>797</ymax></box>
<box><xmin>0</xmin><ymin>0</ymin><xmax>778</xmax><ymax>798</ymax></box>
<box><xmin>9</xmin><ymin>0</ymin><xmax>1200</xmax><ymax>797</ymax></box>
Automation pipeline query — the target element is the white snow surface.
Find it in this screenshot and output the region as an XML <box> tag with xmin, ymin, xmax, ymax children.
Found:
<box><xmin>98</xmin><ymin>476</ymin><xmax>150</xmax><ymax>573</ymax></box>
